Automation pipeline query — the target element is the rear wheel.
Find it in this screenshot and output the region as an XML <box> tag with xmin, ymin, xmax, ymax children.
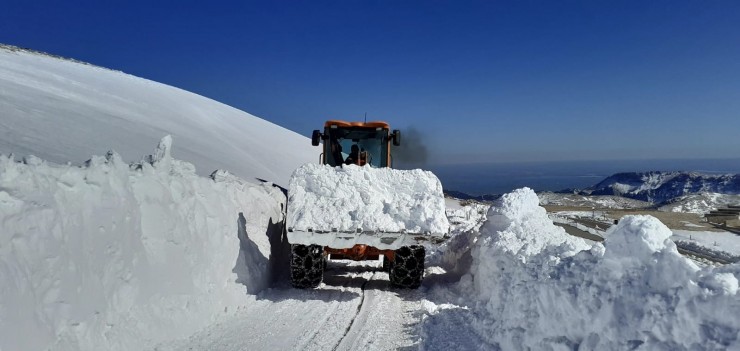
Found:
<box><xmin>290</xmin><ymin>244</ymin><xmax>325</xmax><ymax>288</ymax></box>
<box><xmin>389</xmin><ymin>245</ymin><xmax>425</xmax><ymax>289</ymax></box>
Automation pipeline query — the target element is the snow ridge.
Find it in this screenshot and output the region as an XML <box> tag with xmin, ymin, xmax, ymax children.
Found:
<box><xmin>0</xmin><ymin>43</ymin><xmax>122</xmax><ymax>73</ymax></box>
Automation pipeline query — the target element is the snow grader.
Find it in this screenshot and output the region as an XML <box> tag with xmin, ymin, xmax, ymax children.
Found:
<box><xmin>286</xmin><ymin>120</ymin><xmax>449</xmax><ymax>289</ymax></box>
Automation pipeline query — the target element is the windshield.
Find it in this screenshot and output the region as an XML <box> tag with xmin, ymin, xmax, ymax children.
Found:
<box><xmin>324</xmin><ymin>127</ymin><xmax>389</xmax><ymax>167</ymax></box>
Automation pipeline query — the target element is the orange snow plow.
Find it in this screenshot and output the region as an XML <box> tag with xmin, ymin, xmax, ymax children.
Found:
<box><xmin>286</xmin><ymin>120</ymin><xmax>449</xmax><ymax>289</ymax></box>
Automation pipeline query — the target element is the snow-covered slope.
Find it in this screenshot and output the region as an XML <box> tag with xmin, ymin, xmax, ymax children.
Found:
<box><xmin>582</xmin><ymin>171</ymin><xmax>740</xmax><ymax>205</ymax></box>
<box><xmin>0</xmin><ymin>44</ymin><xmax>317</xmax><ymax>187</ymax></box>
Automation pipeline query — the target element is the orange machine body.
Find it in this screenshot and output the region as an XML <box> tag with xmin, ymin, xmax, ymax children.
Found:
<box><xmin>320</xmin><ymin>120</ymin><xmax>397</xmax><ymax>262</ymax></box>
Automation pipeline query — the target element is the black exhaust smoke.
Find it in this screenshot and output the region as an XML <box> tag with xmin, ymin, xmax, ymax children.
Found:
<box><xmin>393</xmin><ymin>127</ymin><xmax>428</xmax><ymax>169</ymax></box>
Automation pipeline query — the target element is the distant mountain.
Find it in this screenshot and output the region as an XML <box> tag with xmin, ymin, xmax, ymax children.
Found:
<box><xmin>444</xmin><ymin>190</ymin><xmax>500</xmax><ymax>202</ymax></box>
<box><xmin>580</xmin><ymin>171</ymin><xmax>740</xmax><ymax>204</ymax></box>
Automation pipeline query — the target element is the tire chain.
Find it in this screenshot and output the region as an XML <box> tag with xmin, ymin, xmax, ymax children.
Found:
<box><xmin>389</xmin><ymin>245</ymin><xmax>425</xmax><ymax>289</ymax></box>
<box><xmin>290</xmin><ymin>244</ymin><xmax>325</xmax><ymax>288</ymax></box>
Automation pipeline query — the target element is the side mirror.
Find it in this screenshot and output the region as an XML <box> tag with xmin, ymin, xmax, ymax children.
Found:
<box><xmin>311</xmin><ymin>130</ymin><xmax>322</xmax><ymax>146</ymax></box>
<box><xmin>392</xmin><ymin>130</ymin><xmax>401</xmax><ymax>146</ymax></box>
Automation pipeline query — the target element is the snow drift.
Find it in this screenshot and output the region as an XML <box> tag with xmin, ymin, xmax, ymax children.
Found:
<box><xmin>439</xmin><ymin>188</ymin><xmax>740</xmax><ymax>350</ymax></box>
<box><xmin>0</xmin><ymin>138</ymin><xmax>286</xmax><ymax>351</ymax></box>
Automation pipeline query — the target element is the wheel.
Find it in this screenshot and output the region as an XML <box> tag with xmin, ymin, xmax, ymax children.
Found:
<box><xmin>389</xmin><ymin>245</ymin><xmax>425</xmax><ymax>289</ymax></box>
<box><xmin>290</xmin><ymin>244</ymin><xmax>325</xmax><ymax>288</ymax></box>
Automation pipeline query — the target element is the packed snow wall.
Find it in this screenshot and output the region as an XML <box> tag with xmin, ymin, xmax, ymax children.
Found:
<box><xmin>460</xmin><ymin>188</ymin><xmax>740</xmax><ymax>350</ymax></box>
<box><xmin>0</xmin><ymin>137</ymin><xmax>286</xmax><ymax>351</ymax></box>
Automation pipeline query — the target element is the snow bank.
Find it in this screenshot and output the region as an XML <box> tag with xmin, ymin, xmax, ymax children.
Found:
<box><xmin>427</xmin><ymin>199</ymin><xmax>489</xmax><ymax>275</ymax></box>
<box><xmin>287</xmin><ymin>163</ymin><xmax>449</xmax><ymax>235</ymax></box>
<box><xmin>0</xmin><ymin>137</ymin><xmax>285</xmax><ymax>351</ymax></box>
<box><xmin>461</xmin><ymin>187</ymin><xmax>740</xmax><ymax>350</ymax></box>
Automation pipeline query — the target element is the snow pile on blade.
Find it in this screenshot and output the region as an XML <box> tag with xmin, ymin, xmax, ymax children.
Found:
<box><xmin>287</xmin><ymin>163</ymin><xmax>449</xmax><ymax>235</ymax></box>
<box><xmin>0</xmin><ymin>137</ymin><xmax>286</xmax><ymax>351</ymax></box>
<box><xmin>424</xmin><ymin>187</ymin><xmax>740</xmax><ymax>350</ymax></box>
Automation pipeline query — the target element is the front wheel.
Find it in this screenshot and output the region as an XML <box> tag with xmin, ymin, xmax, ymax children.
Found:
<box><xmin>290</xmin><ymin>244</ymin><xmax>325</xmax><ymax>288</ymax></box>
<box><xmin>389</xmin><ymin>245</ymin><xmax>425</xmax><ymax>289</ymax></box>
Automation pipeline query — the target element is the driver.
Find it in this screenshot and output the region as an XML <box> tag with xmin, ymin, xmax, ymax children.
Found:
<box><xmin>345</xmin><ymin>144</ymin><xmax>360</xmax><ymax>165</ymax></box>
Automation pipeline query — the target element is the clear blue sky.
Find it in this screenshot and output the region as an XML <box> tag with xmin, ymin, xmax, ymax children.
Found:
<box><xmin>3</xmin><ymin>0</ymin><xmax>740</xmax><ymax>165</ymax></box>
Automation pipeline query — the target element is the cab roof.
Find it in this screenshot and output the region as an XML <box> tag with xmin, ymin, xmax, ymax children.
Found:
<box><xmin>325</xmin><ymin>120</ymin><xmax>390</xmax><ymax>129</ymax></box>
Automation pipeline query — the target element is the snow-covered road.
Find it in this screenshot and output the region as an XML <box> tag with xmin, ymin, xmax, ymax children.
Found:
<box><xmin>151</xmin><ymin>199</ymin><xmax>488</xmax><ymax>351</ymax></box>
<box><xmin>156</xmin><ymin>260</ymin><xmax>424</xmax><ymax>351</ymax></box>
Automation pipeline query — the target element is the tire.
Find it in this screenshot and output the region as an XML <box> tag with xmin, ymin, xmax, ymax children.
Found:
<box><xmin>389</xmin><ymin>245</ymin><xmax>425</xmax><ymax>289</ymax></box>
<box><xmin>290</xmin><ymin>244</ymin><xmax>325</xmax><ymax>288</ymax></box>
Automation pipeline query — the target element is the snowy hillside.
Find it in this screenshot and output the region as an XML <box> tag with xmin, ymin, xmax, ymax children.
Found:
<box><xmin>659</xmin><ymin>192</ymin><xmax>740</xmax><ymax>214</ymax></box>
<box><xmin>581</xmin><ymin>171</ymin><xmax>740</xmax><ymax>205</ymax></box>
<box><xmin>538</xmin><ymin>191</ymin><xmax>651</xmax><ymax>209</ymax></box>
<box><xmin>0</xmin><ymin>44</ymin><xmax>317</xmax><ymax>187</ymax></box>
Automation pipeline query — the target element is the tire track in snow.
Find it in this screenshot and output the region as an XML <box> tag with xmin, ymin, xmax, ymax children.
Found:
<box><xmin>155</xmin><ymin>262</ymin><xmax>409</xmax><ymax>351</ymax></box>
<box><xmin>292</xmin><ymin>291</ymin><xmax>347</xmax><ymax>350</ymax></box>
<box><xmin>332</xmin><ymin>270</ymin><xmax>423</xmax><ymax>351</ymax></box>
<box><xmin>331</xmin><ymin>271</ymin><xmax>375</xmax><ymax>351</ymax></box>
<box><xmin>293</xmin><ymin>266</ymin><xmax>376</xmax><ymax>351</ymax></box>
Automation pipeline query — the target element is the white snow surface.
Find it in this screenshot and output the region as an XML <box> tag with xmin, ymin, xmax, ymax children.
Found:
<box><xmin>286</xmin><ymin>163</ymin><xmax>449</xmax><ymax>235</ymax></box>
<box><xmin>0</xmin><ymin>138</ymin><xmax>286</xmax><ymax>351</ymax></box>
<box><xmin>429</xmin><ymin>188</ymin><xmax>740</xmax><ymax>350</ymax></box>
<box><xmin>0</xmin><ymin>45</ymin><xmax>317</xmax><ymax>187</ymax></box>
<box><xmin>672</xmin><ymin>229</ymin><xmax>740</xmax><ymax>258</ymax></box>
